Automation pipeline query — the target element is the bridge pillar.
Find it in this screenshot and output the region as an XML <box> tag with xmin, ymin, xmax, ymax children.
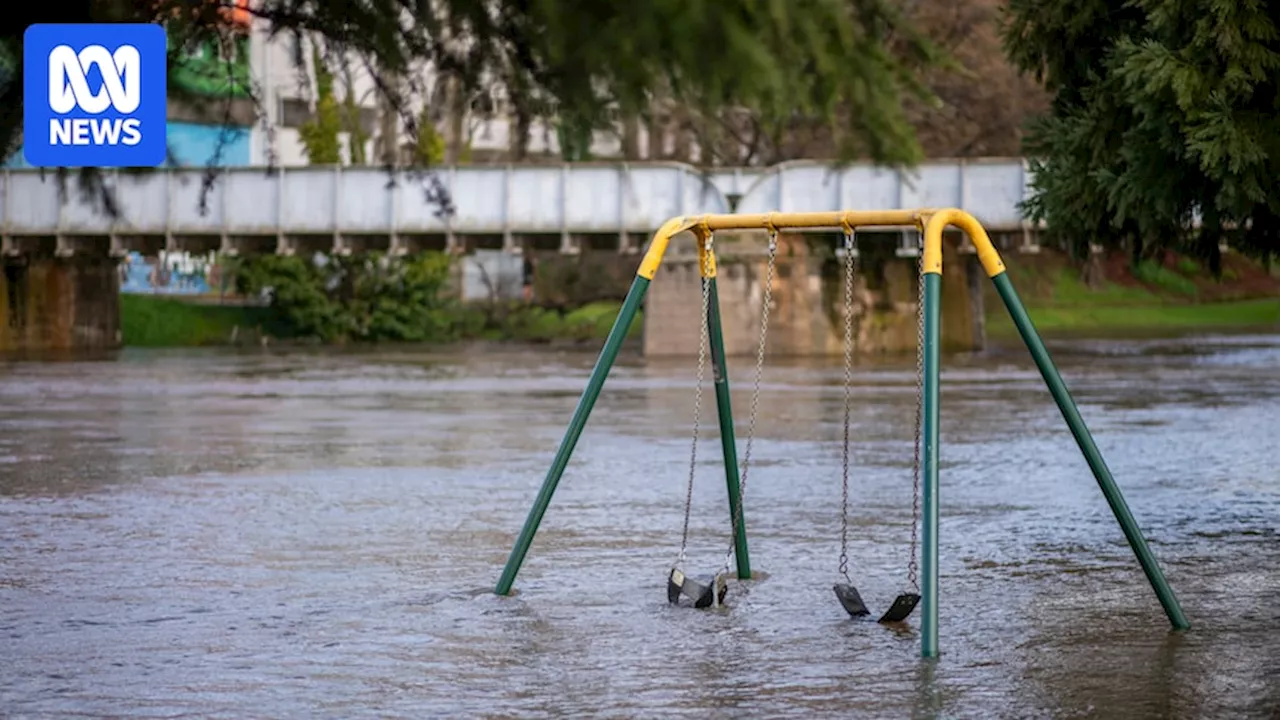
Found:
<box><xmin>0</xmin><ymin>254</ymin><xmax>121</xmax><ymax>353</ymax></box>
<box><xmin>642</xmin><ymin>232</ymin><xmax>985</xmax><ymax>357</ymax></box>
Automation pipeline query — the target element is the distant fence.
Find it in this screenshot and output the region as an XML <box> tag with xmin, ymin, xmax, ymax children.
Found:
<box><xmin>0</xmin><ymin>159</ymin><xmax>1037</xmax><ymax>252</ymax></box>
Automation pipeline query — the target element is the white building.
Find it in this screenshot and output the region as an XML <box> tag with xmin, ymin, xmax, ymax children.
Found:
<box><xmin>242</xmin><ymin>19</ymin><xmax>636</xmax><ymax>166</ymax></box>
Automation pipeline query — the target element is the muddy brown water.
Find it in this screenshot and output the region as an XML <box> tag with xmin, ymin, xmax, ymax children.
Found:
<box><xmin>1</xmin><ymin>334</ymin><xmax>1278</xmax><ymax>718</ymax></box>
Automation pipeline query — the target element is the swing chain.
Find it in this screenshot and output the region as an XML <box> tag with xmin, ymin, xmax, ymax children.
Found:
<box><xmin>677</xmin><ymin>233</ymin><xmax>715</xmax><ymax>568</ymax></box>
<box><xmin>908</xmin><ymin>229</ymin><xmax>924</xmax><ymax>592</ymax></box>
<box><xmin>718</xmin><ymin>230</ymin><xmax>777</xmax><ymax>578</ymax></box>
<box><xmin>838</xmin><ymin>229</ymin><xmax>857</xmax><ymax>583</ymax></box>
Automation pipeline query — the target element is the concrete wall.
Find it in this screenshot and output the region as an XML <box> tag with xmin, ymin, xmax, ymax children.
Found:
<box><xmin>0</xmin><ymin>257</ymin><xmax>121</xmax><ymax>353</ymax></box>
<box><xmin>642</xmin><ymin>233</ymin><xmax>984</xmax><ymax>357</ymax></box>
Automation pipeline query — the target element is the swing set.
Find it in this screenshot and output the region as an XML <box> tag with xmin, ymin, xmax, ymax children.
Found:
<box><xmin>493</xmin><ymin>209</ymin><xmax>1190</xmax><ymax>659</ymax></box>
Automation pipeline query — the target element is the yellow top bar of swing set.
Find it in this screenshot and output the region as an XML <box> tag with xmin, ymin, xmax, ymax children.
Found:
<box><xmin>634</xmin><ymin>209</ymin><xmax>1006</xmax><ymax>281</ymax></box>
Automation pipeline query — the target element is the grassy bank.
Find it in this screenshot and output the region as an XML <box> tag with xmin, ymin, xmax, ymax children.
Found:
<box><xmin>120</xmin><ymin>295</ymin><xmax>278</xmax><ymax>347</ymax></box>
<box><xmin>984</xmin><ymin>250</ymin><xmax>1280</xmax><ymax>338</ymax></box>
<box><xmin>123</xmin><ymin>248</ymin><xmax>1278</xmax><ymax>348</ymax></box>
<box><xmin>988</xmin><ymin>297</ymin><xmax>1280</xmax><ymax>337</ymax></box>
<box><xmin>120</xmin><ymin>294</ymin><xmax>643</xmax><ymax>347</ymax></box>
<box><xmin>463</xmin><ymin>301</ymin><xmax>644</xmax><ymax>343</ymax></box>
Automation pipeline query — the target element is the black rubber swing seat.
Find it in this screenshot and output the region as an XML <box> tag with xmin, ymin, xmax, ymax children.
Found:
<box><xmin>668</xmin><ymin>568</ymin><xmax>727</xmax><ymax>609</ymax></box>
<box><xmin>833</xmin><ymin>583</ymin><xmax>870</xmax><ymax>617</ymax></box>
<box><xmin>834</xmin><ymin>584</ymin><xmax>922</xmax><ymax>623</ymax></box>
<box><xmin>878</xmin><ymin>592</ymin><xmax>921</xmax><ymax>623</ymax></box>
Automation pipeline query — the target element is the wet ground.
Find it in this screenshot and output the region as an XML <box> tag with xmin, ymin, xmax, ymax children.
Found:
<box><xmin>1</xmin><ymin>333</ymin><xmax>1278</xmax><ymax>718</ymax></box>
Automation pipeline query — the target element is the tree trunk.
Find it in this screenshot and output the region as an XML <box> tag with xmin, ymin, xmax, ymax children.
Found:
<box><xmin>647</xmin><ymin>114</ymin><xmax>665</xmax><ymax>159</ymax></box>
<box><xmin>673</xmin><ymin>118</ymin><xmax>691</xmax><ymax>162</ymax></box>
<box><xmin>621</xmin><ymin>115</ymin><xmax>640</xmax><ymax>160</ymax></box>
<box><xmin>1129</xmin><ymin>234</ymin><xmax>1143</xmax><ymax>269</ymax></box>
<box><xmin>507</xmin><ymin>73</ymin><xmax>532</xmax><ymax>161</ymax></box>
<box><xmin>377</xmin><ymin>71</ymin><xmax>401</xmax><ymax>166</ymax></box>
<box><xmin>509</xmin><ymin>105</ymin><xmax>531</xmax><ymax>161</ymax></box>
<box><xmin>442</xmin><ymin>73</ymin><xmax>466</xmax><ymax>164</ymax></box>
<box><xmin>1081</xmin><ymin>251</ymin><xmax>1104</xmax><ymax>288</ymax></box>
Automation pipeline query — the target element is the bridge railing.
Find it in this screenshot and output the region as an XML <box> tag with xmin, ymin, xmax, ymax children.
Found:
<box><xmin>0</xmin><ymin>159</ymin><xmax>1038</xmax><ymax>250</ymax></box>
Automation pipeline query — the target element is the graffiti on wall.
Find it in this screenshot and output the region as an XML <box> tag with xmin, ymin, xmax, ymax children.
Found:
<box><xmin>120</xmin><ymin>251</ymin><xmax>229</xmax><ymax>295</ymax></box>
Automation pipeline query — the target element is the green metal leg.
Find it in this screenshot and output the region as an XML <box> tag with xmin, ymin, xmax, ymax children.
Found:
<box><xmin>494</xmin><ymin>275</ymin><xmax>650</xmax><ymax>596</ymax></box>
<box><xmin>920</xmin><ymin>272</ymin><xmax>942</xmax><ymax>658</ymax></box>
<box><xmin>991</xmin><ymin>272</ymin><xmax>1189</xmax><ymax>630</ymax></box>
<box><xmin>706</xmin><ymin>277</ymin><xmax>751</xmax><ymax>579</ymax></box>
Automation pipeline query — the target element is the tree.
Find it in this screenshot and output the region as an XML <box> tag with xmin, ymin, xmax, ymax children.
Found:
<box><xmin>414</xmin><ymin>105</ymin><xmax>445</xmax><ymax>164</ymax></box>
<box><xmin>905</xmin><ymin>0</ymin><xmax>1048</xmax><ymax>158</ymax></box>
<box><xmin>1001</xmin><ymin>0</ymin><xmax>1280</xmax><ymax>271</ymax></box>
<box><xmin>0</xmin><ymin>0</ymin><xmax>943</xmax><ymax>190</ymax></box>
<box><xmin>338</xmin><ymin>59</ymin><xmax>370</xmax><ymax>164</ymax></box>
<box><xmin>556</xmin><ymin>108</ymin><xmax>594</xmax><ymax>161</ymax></box>
<box><xmin>627</xmin><ymin>0</ymin><xmax>1046</xmax><ymax>167</ymax></box>
<box><xmin>298</xmin><ymin>46</ymin><xmax>343</xmax><ymax>163</ymax></box>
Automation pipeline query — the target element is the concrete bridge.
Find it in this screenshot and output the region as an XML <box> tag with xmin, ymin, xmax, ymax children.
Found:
<box><xmin>0</xmin><ymin>158</ymin><xmax>1040</xmax><ymax>256</ymax></box>
<box><xmin>0</xmin><ymin>159</ymin><xmax>1040</xmax><ymax>352</ymax></box>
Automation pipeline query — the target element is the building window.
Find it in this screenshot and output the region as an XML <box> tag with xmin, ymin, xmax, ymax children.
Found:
<box><xmin>278</xmin><ymin>97</ymin><xmax>312</xmax><ymax>128</ymax></box>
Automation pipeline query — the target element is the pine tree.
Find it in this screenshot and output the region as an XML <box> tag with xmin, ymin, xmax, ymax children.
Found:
<box><xmin>1002</xmin><ymin>0</ymin><xmax>1280</xmax><ymax>270</ymax></box>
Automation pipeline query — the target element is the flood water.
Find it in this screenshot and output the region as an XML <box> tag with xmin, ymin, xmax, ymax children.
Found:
<box><xmin>1</xmin><ymin>333</ymin><xmax>1278</xmax><ymax>718</ymax></box>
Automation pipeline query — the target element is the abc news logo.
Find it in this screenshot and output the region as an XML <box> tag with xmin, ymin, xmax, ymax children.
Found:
<box><xmin>23</xmin><ymin>23</ymin><xmax>166</xmax><ymax>167</ymax></box>
<box><xmin>47</xmin><ymin>44</ymin><xmax>144</xmax><ymax>147</ymax></box>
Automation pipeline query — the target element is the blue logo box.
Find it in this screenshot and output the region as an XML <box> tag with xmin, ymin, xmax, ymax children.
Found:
<box><xmin>23</xmin><ymin>23</ymin><xmax>167</xmax><ymax>167</ymax></box>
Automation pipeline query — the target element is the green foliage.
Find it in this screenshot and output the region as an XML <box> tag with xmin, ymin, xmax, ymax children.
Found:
<box><xmin>564</xmin><ymin>301</ymin><xmax>641</xmax><ymax>340</ymax></box>
<box><xmin>556</xmin><ymin>109</ymin><xmax>594</xmax><ymax>161</ymax></box>
<box><xmin>120</xmin><ymin>294</ymin><xmax>274</xmax><ymax>347</ymax></box>
<box><xmin>233</xmin><ymin>252</ymin><xmax>460</xmax><ymax>342</ymax></box>
<box><xmin>297</xmin><ymin>45</ymin><xmax>371</xmax><ymax>165</ymax></box>
<box><xmin>1133</xmin><ymin>260</ymin><xmax>1198</xmax><ymax>296</ymax></box>
<box><xmin>299</xmin><ymin>94</ymin><xmax>344</xmax><ymax>164</ymax></box>
<box><xmin>1176</xmin><ymin>257</ymin><xmax>1200</xmax><ymax>275</ymax></box>
<box><xmin>1048</xmin><ymin>268</ymin><xmax>1157</xmax><ymax>306</ymax></box>
<box><xmin>1002</xmin><ymin>0</ymin><xmax>1280</xmax><ymax>272</ymax></box>
<box><xmin>298</xmin><ymin>47</ymin><xmax>343</xmax><ymax>165</ymax></box>
<box><xmin>1</xmin><ymin>0</ymin><xmax>945</xmax><ymax>211</ymax></box>
<box><xmin>168</xmin><ymin>32</ymin><xmax>252</xmax><ymax>99</ymax></box>
<box><xmin>344</xmin><ymin>92</ymin><xmax>369</xmax><ymax>165</ymax></box>
<box><xmin>227</xmin><ymin>248</ymin><xmax>643</xmax><ymax>345</ymax></box>
<box><xmin>415</xmin><ymin>107</ymin><xmax>446</xmax><ymax>165</ymax></box>
<box><xmin>478</xmin><ymin>301</ymin><xmax>643</xmax><ymax>342</ymax></box>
